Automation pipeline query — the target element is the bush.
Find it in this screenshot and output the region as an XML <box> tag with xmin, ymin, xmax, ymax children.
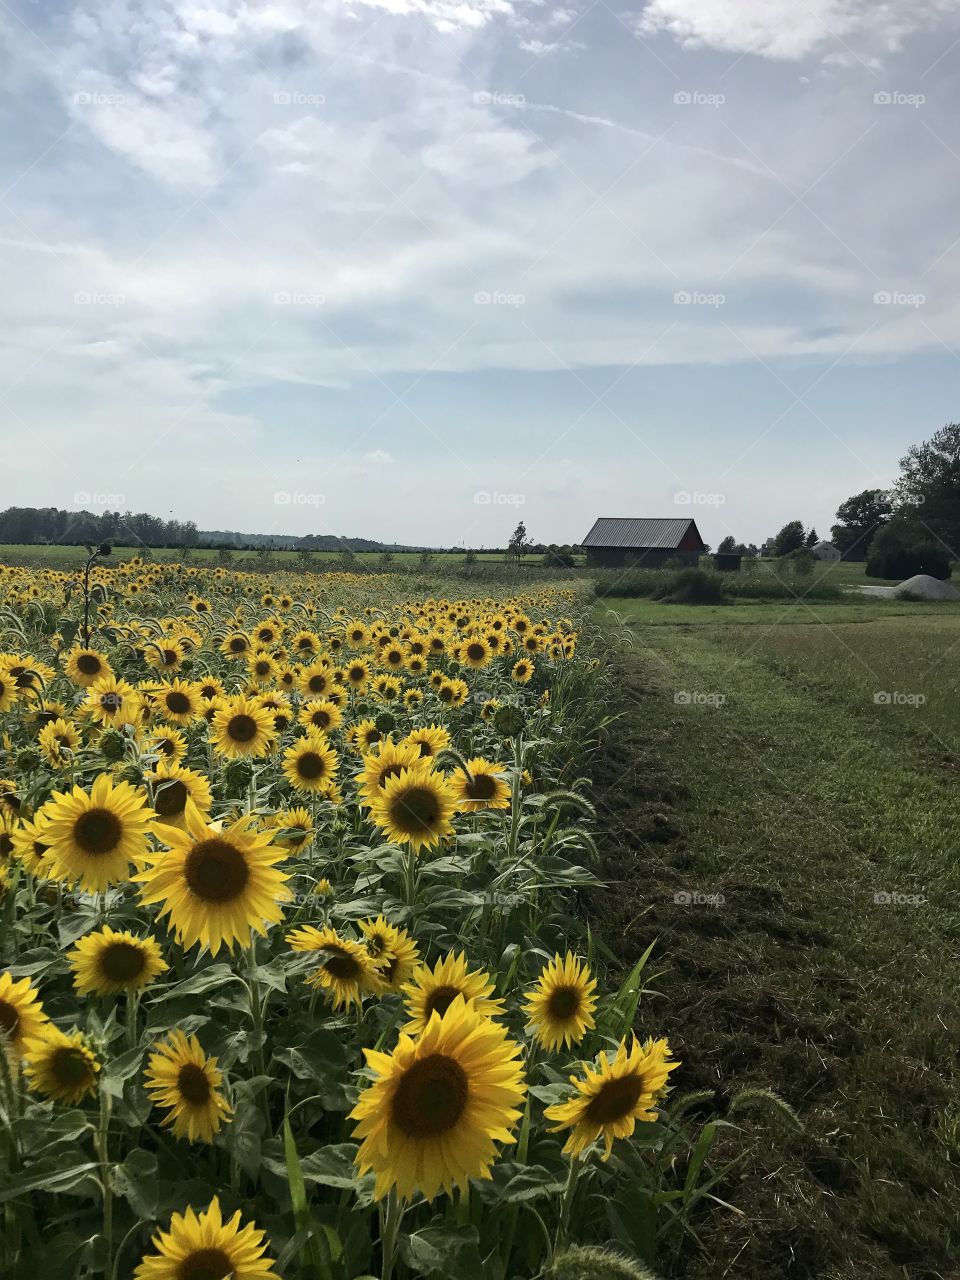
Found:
<box><xmin>543</xmin><ymin>545</ymin><xmax>576</xmax><ymax>568</ymax></box>
<box><xmin>655</xmin><ymin>567</ymin><xmax>727</xmax><ymax>604</ymax></box>
<box><xmin>866</xmin><ymin>523</ymin><xmax>951</xmax><ymax>580</ymax></box>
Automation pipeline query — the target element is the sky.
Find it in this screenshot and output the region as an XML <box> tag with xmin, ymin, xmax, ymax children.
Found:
<box><xmin>1</xmin><ymin>0</ymin><xmax>959</xmax><ymax>549</ymax></box>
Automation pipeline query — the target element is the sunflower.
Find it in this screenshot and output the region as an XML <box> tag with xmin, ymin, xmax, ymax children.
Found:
<box><xmin>43</xmin><ymin>773</ymin><xmax>157</xmax><ymax>891</ymax></box>
<box><xmin>0</xmin><ymin>666</ymin><xmax>17</xmax><ymax>713</ymax></box>
<box><xmin>133</xmin><ymin>1197</ymin><xmax>276</xmax><ymax>1280</ymax></box>
<box><xmin>10</xmin><ymin>813</ymin><xmax>54</xmax><ymax>878</ymax></box>
<box><xmin>136</xmin><ymin>803</ymin><xmax>292</xmax><ymax>955</ymax></box>
<box><xmin>436</xmin><ymin>678</ymin><xmax>468</xmax><ymax>708</ymax></box>
<box><xmin>143</xmin><ymin>727</ymin><xmax>189</xmax><ymax>767</ymax></box>
<box><xmin>144</xmin><ymin>1030</ymin><xmax>233</xmax><ymax>1142</ymax></box>
<box><xmin>460</xmin><ymin>637</ymin><xmax>492</xmax><ymax>670</ymax></box>
<box><xmin>145</xmin><ymin>637</ymin><xmax>186</xmax><ymax>672</ymax></box>
<box><xmin>357</xmin><ymin>739</ymin><xmax>423</xmax><ymax>806</ymax></box>
<box><xmin>359</xmin><ymin>915</ymin><xmax>421</xmax><ymax>992</ymax></box>
<box><xmin>523</xmin><ymin>952</ymin><xmax>598</xmax><ymax>1051</ymax></box>
<box><xmin>345</xmin><ymin>620</ymin><xmax>370</xmax><ymax>649</ymax></box>
<box><xmin>344</xmin><ymin>657</ymin><xmax>371</xmax><ymax>691</ymax></box>
<box><xmin>220</xmin><ymin>631</ymin><xmax>252</xmax><ymax>660</ymax></box>
<box><xmin>147</xmin><ymin>762</ymin><xmax>213</xmax><ymax>828</ymax></box>
<box><xmin>37</xmin><ymin>716</ymin><xmax>82</xmax><ymax>767</ymax></box>
<box><xmin>246</xmin><ymin>651</ymin><xmax>278</xmax><ymax>687</ymax></box>
<box><xmin>346</xmin><ymin>718</ymin><xmax>380</xmax><ymax>753</ymax></box>
<box><xmin>0</xmin><ymin>971</ymin><xmax>49</xmax><ymax>1058</ymax></box>
<box><xmin>24</xmin><ymin>1025</ymin><xmax>100</xmax><ymax>1104</ymax></box>
<box><xmin>351</xmin><ymin>995</ymin><xmax>526</xmax><ymax>1202</ymax></box>
<box><xmin>155</xmin><ymin>678</ymin><xmax>203</xmax><ymax>726</ymax></box>
<box><xmin>68</xmin><ymin>925</ymin><xmax>168</xmax><ymax>997</ymax></box>
<box><xmin>544</xmin><ymin>1037</ymin><xmax>679</xmax><ymax>1159</ymax></box>
<box><xmin>210</xmin><ymin>696</ymin><xmax>275</xmax><ymax>760</ymax></box>
<box><xmin>298</xmin><ymin>660</ymin><xmax>332</xmax><ymax>698</ymax></box>
<box><xmin>369</xmin><ymin>764</ymin><xmax>457</xmax><ymax>852</ymax></box>
<box><xmin>298</xmin><ymin>698</ymin><xmax>343</xmax><ymax>734</ymax></box>
<box><xmin>286</xmin><ymin>925</ymin><xmax>382</xmax><ymax>1009</ymax></box>
<box><xmin>64</xmin><ymin>646</ymin><xmax>113</xmax><ymax>688</ymax></box>
<box><xmin>83</xmin><ymin>674</ymin><xmax>141</xmax><ymax>727</ymax></box>
<box><xmin>511</xmin><ymin>659</ymin><xmax>534</xmax><ymax>684</ymax></box>
<box><xmin>449</xmin><ymin>758</ymin><xmax>511</xmax><ymax>813</ymax></box>
<box><xmin>402</xmin><ymin>951</ymin><xmax>504</xmax><ymax>1035</ymax></box>
<box><xmin>196</xmin><ymin>676</ymin><xmax>226</xmax><ymax>702</ymax></box>
<box><xmin>271</xmin><ymin>806</ymin><xmax>315</xmax><ymax>853</ymax></box>
<box><xmin>402</xmin><ymin>724</ymin><xmax>450</xmax><ymax>760</ymax></box>
<box><xmin>281</xmin><ymin>733</ymin><xmax>338</xmax><ymax>794</ymax></box>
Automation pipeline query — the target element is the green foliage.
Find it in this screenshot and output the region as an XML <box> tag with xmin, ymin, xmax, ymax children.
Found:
<box><xmin>866</xmin><ymin>520</ymin><xmax>952</xmax><ymax>580</ymax></box>
<box><xmin>543</xmin><ymin>1244</ymin><xmax>659</xmax><ymax>1279</ymax></box>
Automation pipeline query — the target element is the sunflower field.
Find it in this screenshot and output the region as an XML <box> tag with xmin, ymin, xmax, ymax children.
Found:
<box><xmin>0</xmin><ymin>554</ymin><xmax>728</xmax><ymax>1280</ymax></box>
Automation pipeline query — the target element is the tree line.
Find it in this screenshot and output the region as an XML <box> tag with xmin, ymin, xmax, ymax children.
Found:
<box><xmin>0</xmin><ymin>507</ymin><xmax>200</xmax><ymax>549</ymax></box>
<box><xmin>721</xmin><ymin>422</ymin><xmax>960</xmax><ymax>579</ymax></box>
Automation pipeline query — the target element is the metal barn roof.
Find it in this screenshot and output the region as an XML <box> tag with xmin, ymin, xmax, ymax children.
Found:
<box><xmin>582</xmin><ymin>517</ymin><xmax>702</xmax><ymax>550</ymax></box>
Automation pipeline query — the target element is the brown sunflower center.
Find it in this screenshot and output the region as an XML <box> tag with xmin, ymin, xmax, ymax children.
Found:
<box><xmin>324</xmin><ymin>949</ymin><xmax>362</xmax><ymax>980</ymax></box>
<box><xmin>226</xmin><ymin>714</ymin><xmax>258</xmax><ymax>743</ymax></box>
<box><xmin>307</xmin><ymin>675</ymin><xmax>327</xmax><ymax>694</ymax></box>
<box><xmin>74</xmin><ymin>808</ymin><xmax>123</xmax><ymax>855</ymax></box>
<box><xmin>185</xmin><ymin>839</ymin><xmax>249</xmax><ymax>903</ymax></box>
<box><xmin>165</xmin><ymin>691</ymin><xmax>191</xmax><ymax>715</ymax></box>
<box><xmin>0</xmin><ymin>998</ymin><xmax>19</xmax><ymax>1038</ymax></box>
<box><xmin>154</xmin><ymin>780</ymin><xmax>188</xmax><ymax>818</ymax></box>
<box><xmin>310</xmin><ymin>710</ymin><xmax>331</xmax><ymax>729</ymax></box>
<box><xmin>466</xmin><ymin>643</ymin><xmax>485</xmax><ymax>661</ymax></box>
<box><xmin>176</xmin><ymin>1247</ymin><xmax>234</xmax><ymax>1280</ymax></box>
<box><xmin>100</xmin><ymin>941</ymin><xmax>147</xmax><ymax>983</ymax></box>
<box><xmin>0</xmin><ymin>834</ymin><xmax>13</xmax><ymax>858</ymax></box>
<box><xmin>584</xmin><ymin>1074</ymin><xmax>646</xmax><ymax>1124</ymax></box>
<box><xmin>296</xmin><ymin>751</ymin><xmax>327</xmax><ymax>781</ymax></box>
<box><xmin>392</xmin><ymin>1053</ymin><xmax>468</xmax><ymax>1137</ymax></box>
<box><xmin>161</xmin><ymin>649</ymin><xmax>178</xmax><ymax>666</ymax></box>
<box><xmin>378</xmin><ymin>763</ymin><xmax>405</xmax><ymax>788</ymax></box>
<box><xmin>467</xmin><ymin>773</ymin><xmax>497</xmax><ymax>800</ymax></box>
<box><xmin>76</xmin><ymin>654</ymin><xmax>102</xmax><ymax>675</ymax></box>
<box><xmin>177</xmin><ymin>1062</ymin><xmax>212</xmax><ymax>1106</ymax></box>
<box><xmin>546</xmin><ymin>986</ymin><xmax>581</xmax><ymax>1020</ymax></box>
<box><xmin>229</xmin><ymin>637</ymin><xmax>247</xmax><ymax>652</ymax></box>
<box><xmin>423</xmin><ymin>984</ymin><xmax>461</xmax><ymax>1020</ymax></box>
<box><xmin>52</xmin><ymin>1046</ymin><xmax>93</xmax><ymax>1088</ymax></box>
<box><xmin>392</xmin><ymin>787</ymin><xmax>439</xmax><ymax>833</ymax></box>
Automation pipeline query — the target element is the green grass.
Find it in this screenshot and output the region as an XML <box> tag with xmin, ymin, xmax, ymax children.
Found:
<box><xmin>590</xmin><ymin>606</ymin><xmax>960</xmax><ymax>1279</ymax></box>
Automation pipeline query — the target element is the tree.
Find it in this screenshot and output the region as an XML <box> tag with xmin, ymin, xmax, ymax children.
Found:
<box><xmin>772</xmin><ymin>520</ymin><xmax>805</xmax><ymax>557</ymax></box>
<box><xmin>507</xmin><ymin>522</ymin><xmax>529</xmax><ymax>565</ymax></box>
<box><xmin>831</xmin><ymin>488</ymin><xmax>893</xmax><ymax>559</ymax></box>
<box><xmin>894</xmin><ymin>422</ymin><xmax>960</xmax><ymax>552</ymax></box>
<box><xmin>866</xmin><ymin>521</ymin><xmax>951</xmax><ymax>581</ymax></box>
<box><xmin>717</xmin><ymin>535</ymin><xmax>737</xmax><ymax>553</ymax></box>
<box><xmin>805</xmin><ymin>527</ymin><xmax>818</xmax><ymax>548</ymax></box>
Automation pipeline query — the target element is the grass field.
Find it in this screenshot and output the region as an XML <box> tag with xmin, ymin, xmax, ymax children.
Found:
<box><xmin>591</xmin><ymin>598</ymin><xmax>960</xmax><ymax>1279</ymax></box>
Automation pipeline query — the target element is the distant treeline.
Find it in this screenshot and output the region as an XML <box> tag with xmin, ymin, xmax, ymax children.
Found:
<box><xmin>0</xmin><ymin>507</ymin><xmax>200</xmax><ymax>548</ymax></box>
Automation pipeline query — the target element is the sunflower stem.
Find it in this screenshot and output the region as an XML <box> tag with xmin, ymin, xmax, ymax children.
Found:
<box><xmin>379</xmin><ymin>1188</ymin><xmax>402</xmax><ymax>1280</ymax></box>
<box><xmin>555</xmin><ymin>1154</ymin><xmax>581</xmax><ymax>1251</ymax></box>
<box><xmin>124</xmin><ymin>988</ymin><xmax>139</xmax><ymax>1051</ymax></box>
<box><xmin>96</xmin><ymin>1088</ymin><xmax>114</xmax><ymax>1276</ymax></box>
<box><xmin>403</xmin><ymin>844</ymin><xmax>417</xmax><ymax>910</ymax></box>
<box><xmin>246</xmin><ymin>941</ymin><xmax>270</xmax><ymax>1129</ymax></box>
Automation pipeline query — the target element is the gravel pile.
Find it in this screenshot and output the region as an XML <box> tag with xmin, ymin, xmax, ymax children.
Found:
<box><xmin>851</xmin><ymin>574</ymin><xmax>960</xmax><ymax>601</ymax></box>
<box><xmin>893</xmin><ymin>574</ymin><xmax>960</xmax><ymax>600</ymax></box>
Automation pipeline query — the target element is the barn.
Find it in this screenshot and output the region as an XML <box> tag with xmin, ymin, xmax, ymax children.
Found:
<box><xmin>812</xmin><ymin>540</ymin><xmax>841</xmax><ymax>562</ymax></box>
<box><xmin>582</xmin><ymin>517</ymin><xmax>708</xmax><ymax>568</ymax></box>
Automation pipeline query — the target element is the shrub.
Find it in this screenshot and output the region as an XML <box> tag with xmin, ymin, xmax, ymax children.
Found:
<box><xmin>654</xmin><ymin>567</ymin><xmax>727</xmax><ymax>605</ymax></box>
<box><xmin>543</xmin><ymin>545</ymin><xmax>576</xmax><ymax>568</ymax></box>
<box><xmin>866</xmin><ymin>522</ymin><xmax>951</xmax><ymax>580</ymax></box>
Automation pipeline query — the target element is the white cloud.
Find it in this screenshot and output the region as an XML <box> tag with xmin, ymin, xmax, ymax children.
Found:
<box><xmin>633</xmin><ymin>0</ymin><xmax>960</xmax><ymax>61</ymax></box>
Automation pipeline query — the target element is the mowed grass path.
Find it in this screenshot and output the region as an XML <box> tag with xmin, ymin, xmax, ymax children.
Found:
<box><xmin>592</xmin><ymin>603</ymin><xmax>960</xmax><ymax>1280</ymax></box>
